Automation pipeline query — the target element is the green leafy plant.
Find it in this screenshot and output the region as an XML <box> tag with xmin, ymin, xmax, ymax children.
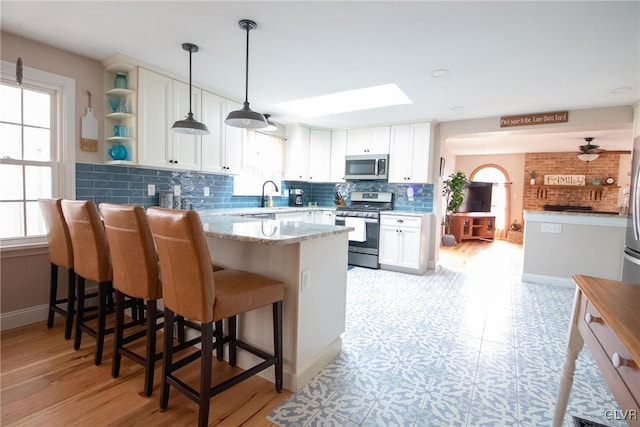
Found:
<box><xmin>442</xmin><ymin>171</ymin><xmax>468</xmax><ymax>234</ymax></box>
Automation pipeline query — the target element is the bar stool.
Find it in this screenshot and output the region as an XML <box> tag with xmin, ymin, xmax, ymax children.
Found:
<box><xmin>99</xmin><ymin>203</ymin><xmax>166</xmax><ymax>396</ymax></box>
<box><xmin>146</xmin><ymin>207</ymin><xmax>284</xmax><ymax>427</ymax></box>
<box><xmin>61</xmin><ymin>199</ymin><xmax>113</xmax><ymax>365</ymax></box>
<box><xmin>38</xmin><ymin>199</ymin><xmax>75</xmax><ymax>340</ymax></box>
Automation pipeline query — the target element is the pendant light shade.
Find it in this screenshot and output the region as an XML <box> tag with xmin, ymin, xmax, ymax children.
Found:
<box><xmin>172</xmin><ymin>43</ymin><xmax>209</xmax><ymax>135</ymax></box>
<box><xmin>225</xmin><ymin>19</ymin><xmax>268</xmax><ymax>129</ymax></box>
<box><xmin>577</xmin><ymin>153</ymin><xmax>599</xmax><ymax>162</ymax></box>
<box><xmin>263</xmin><ymin>114</ymin><xmax>278</xmax><ymax>132</ymax></box>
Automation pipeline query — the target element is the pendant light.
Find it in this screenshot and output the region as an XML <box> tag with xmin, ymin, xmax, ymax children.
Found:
<box><xmin>263</xmin><ymin>114</ymin><xmax>278</xmax><ymax>132</ymax></box>
<box><xmin>225</xmin><ymin>19</ymin><xmax>268</xmax><ymax>129</ymax></box>
<box><xmin>172</xmin><ymin>43</ymin><xmax>210</xmax><ymax>135</ymax></box>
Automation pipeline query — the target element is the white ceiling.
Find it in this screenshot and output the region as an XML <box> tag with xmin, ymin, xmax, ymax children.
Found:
<box><xmin>2</xmin><ymin>1</ymin><xmax>639</xmax><ymax>155</ymax></box>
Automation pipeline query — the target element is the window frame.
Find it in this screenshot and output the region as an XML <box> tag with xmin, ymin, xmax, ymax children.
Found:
<box><xmin>0</xmin><ymin>60</ymin><xmax>75</xmax><ymax>250</ymax></box>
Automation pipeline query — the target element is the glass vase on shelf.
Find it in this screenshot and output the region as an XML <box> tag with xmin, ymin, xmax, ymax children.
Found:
<box><xmin>117</xmin><ymin>99</ymin><xmax>127</xmax><ymax>113</ymax></box>
<box><xmin>108</xmin><ymin>96</ymin><xmax>120</xmax><ymax>113</ymax></box>
<box><xmin>114</xmin><ymin>72</ymin><xmax>128</xmax><ymax>89</ymax></box>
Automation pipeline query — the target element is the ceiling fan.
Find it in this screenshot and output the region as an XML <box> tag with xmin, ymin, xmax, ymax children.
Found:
<box><xmin>578</xmin><ymin>137</ymin><xmax>605</xmax><ymax>154</ymax></box>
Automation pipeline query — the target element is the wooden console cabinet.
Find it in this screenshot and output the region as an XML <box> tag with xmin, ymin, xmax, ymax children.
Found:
<box><xmin>449</xmin><ymin>213</ymin><xmax>495</xmax><ymax>242</ymax></box>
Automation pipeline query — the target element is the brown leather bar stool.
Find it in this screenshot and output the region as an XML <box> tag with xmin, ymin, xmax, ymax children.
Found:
<box><xmin>99</xmin><ymin>203</ymin><xmax>164</xmax><ymax>396</ymax></box>
<box><xmin>61</xmin><ymin>199</ymin><xmax>113</xmax><ymax>365</ymax></box>
<box><xmin>38</xmin><ymin>198</ymin><xmax>75</xmax><ymax>340</ymax></box>
<box><xmin>147</xmin><ymin>207</ymin><xmax>284</xmax><ymax>427</ymax></box>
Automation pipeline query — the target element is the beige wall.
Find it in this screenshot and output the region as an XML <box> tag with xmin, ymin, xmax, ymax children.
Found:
<box><xmin>1</xmin><ymin>31</ymin><xmax>105</xmax><ymax>165</ymax></box>
<box><xmin>1</xmin><ymin>32</ymin><xmax>104</xmax><ymax>328</ymax></box>
<box><xmin>455</xmin><ymin>153</ymin><xmax>526</xmax><ymax>227</ymax></box>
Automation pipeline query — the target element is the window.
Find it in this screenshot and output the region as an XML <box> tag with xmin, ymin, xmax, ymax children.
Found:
<box><xmin>233</xmin><ymin>130</ymin><xmax>284</xmax><ymax>196</ymax></box>
<box><xmin>0</xmin><ymin>60</ymin><xmax>75</xmax><ymax>248</ymax></box>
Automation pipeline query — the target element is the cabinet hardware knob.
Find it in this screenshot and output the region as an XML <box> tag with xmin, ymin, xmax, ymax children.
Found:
<box><xmin>611</xmin><ymin>352</ymin><xmax>630</xmax><ymax>368</ymax></box>
<box><xmin>397</xmin><ymin>219</ymin><xmax>404</xmax><ymax>223</ymax></box>
<box><xmin>584</xmin><ymin>312</ymin><xmax>602</xmax><ymax>324</ymax></box>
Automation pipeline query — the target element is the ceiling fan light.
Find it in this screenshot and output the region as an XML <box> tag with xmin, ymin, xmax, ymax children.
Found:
<box><xmin>577</xmin><ymin>153</ymin><xmax>599</xmax><ymax>162</ymax></box>
<box><xmin>225</xmin><ymin>102</ymin><xmax>268</xmax><ymax>129</ymax></box>
<box><xmin>263</xmin><ymin>113</ymin><xmax>278</xmax><ymax>132</ymax></box>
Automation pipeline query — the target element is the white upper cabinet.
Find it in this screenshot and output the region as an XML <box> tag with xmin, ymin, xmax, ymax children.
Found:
<box><xmin>285</xmin><ymin>125</ymin><xmax>311</xmax><ymax>181</ymax></box>
<box><xmin>346</xmin><ymin>126</ymin><xmax>390</xmax><ymax>155</ymax></box>
<box><xmin>285</xmin><ymin>127</ymin><xmax>332</xmax><ymax>182</ymax></box>
<box><xmin>330</xmin><ymin>130</ymin><xmax>347</xmax><ymax>182</ymax></box>
<box><xmin>388</xmin><ymin>122</ymin><xmax>431</xmax><ymax>183</ymax></box>
<box><xmin>138</xmin><ymin>68</ymin><xmax>202</xmax><ymax>170</ymax></box>
<box><xmin>171</xmin><ymin>80</ymin><xmax>202</xmax><ymax>171</ymax></box>
<box><xmin>308</xmin><ymin>129</ymin><xmax>332</xmax><ymax>182</ymax></box>
<box><xmin>138</xmin><ymin>68</ymin><xmax>173</xmax><ymax>169</ymax></box>
<box><xmin>201</xmin><ymin>94</ymin><xmax>244</xmax><ymax>174</ymax></box>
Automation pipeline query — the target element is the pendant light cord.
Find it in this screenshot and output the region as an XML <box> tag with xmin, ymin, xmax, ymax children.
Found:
<box><xmin>244</xmin><ymin>25</ymin><xmax>250</xmax><ymax>104</ymax></box>
<box><xmin>188</xmin><ymin>47</ymin><xmax>193</xmax><ymax>115</ymax></box>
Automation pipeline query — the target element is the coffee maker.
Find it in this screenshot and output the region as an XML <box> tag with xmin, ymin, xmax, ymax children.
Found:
<box><xmin>288</xmin><ymin>189</ymin><xmax>304</xmax><ymax>207</ymax></box>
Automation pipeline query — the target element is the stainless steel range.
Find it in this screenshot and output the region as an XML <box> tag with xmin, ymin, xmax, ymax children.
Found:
<box><xmin>335</xmin><ymin>191</ymin><xmax>393</xmax><ymax>269</ymax></box>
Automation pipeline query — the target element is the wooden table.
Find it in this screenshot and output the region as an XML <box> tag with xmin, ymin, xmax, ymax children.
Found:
<box><xmin>553</xmin><ymin>275</ymin><xmax>640</xmax><ymax>426</ymax></box>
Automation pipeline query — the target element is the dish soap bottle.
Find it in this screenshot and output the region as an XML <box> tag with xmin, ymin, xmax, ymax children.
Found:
<box><xmin>267</xmin><ymin>195</ymin><xmax>273</xmax><ymax>208</ymax></box>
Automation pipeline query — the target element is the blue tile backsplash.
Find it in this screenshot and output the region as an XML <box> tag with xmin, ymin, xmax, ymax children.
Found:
<box><xmin>75</xmin><ymin>163</ymin><xmax>433</xmax><ymax>212</ymax></box>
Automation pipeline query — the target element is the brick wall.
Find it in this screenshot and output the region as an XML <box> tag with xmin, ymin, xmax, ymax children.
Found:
<box><xmin>523</xmin><ymin>152</ymin><xmax>621</xmax><ymax>212</ymax></box>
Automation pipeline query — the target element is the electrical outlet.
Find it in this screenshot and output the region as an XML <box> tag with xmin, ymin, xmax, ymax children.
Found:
<box><xmin>173</xmin><ymin>185</ymin><xmax>181</xmax><ymax>196</ymax></box>
<box><xmin>301</xmin><ymin>269</ymin><xmax>311</xmax><ymax>292</ymax></box>
<box><xmin>147</xmin><ymin>184</ymin><xmax>155</xmax><ymax>196</ymax></box>
<box><xmin>204</xmin><ymin>186</ymin><xmax>210</xmax><ymax>197</ymax></box>
<box><xmin>541</xmin><ymin>223</ymin><xmax>562</xmax><ymax>233</ymax></box>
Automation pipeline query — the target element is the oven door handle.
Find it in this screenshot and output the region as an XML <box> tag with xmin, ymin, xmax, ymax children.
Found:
<box><xmin>336</xmin><ymin>217</ymin><xmax>379</xmax><ymax>224</ymax></box>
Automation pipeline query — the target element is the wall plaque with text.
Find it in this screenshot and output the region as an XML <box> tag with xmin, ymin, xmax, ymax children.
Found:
<box><xmin>544</xmin><ymin>175</ymin><xmax>585</xmax><ymax>186</ymax></box>
<box><xmin>500</xmin><ymin>111</ymin><xmax>568</xmax><ymax>128</ymax></box>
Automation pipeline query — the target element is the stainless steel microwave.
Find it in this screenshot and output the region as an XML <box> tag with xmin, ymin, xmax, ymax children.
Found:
<box><xmin>344</xmin><ymin>154</ymin><xmax>389</xmax><ymax>180</ymax></box>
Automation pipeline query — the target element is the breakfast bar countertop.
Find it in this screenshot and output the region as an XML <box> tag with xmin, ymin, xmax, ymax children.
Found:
<box><xmin>198</xmin><ymin>210</ymin><xmax>352</xmax><ymax>245</ymax></box>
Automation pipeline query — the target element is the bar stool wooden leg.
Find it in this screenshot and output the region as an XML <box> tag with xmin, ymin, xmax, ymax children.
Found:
<box><xmin>160</xmin><ymin>309</ymin><xmax>175</xmax><ymax>411</ymax></box>
<box><xmin>228</xmin><ymin>316</ymin><xmax>237</xmax><ymax>366</ymax></box>
<box><xmin>74</xmin><ymin>275</ymin><xmax>85</xmax><ymax>351</ymax></box>
<box><xmin>214</xmin><ymin>320</ymin><xmax>224</xmax><ymax>361</ymax></box>
<box><xmin>47</xmin><ymin>263</ymin><xmax>59</xmax><ymax>329</ymax></box>
<box><xmin>273</xmin><ymin>301</ymin><xmax>283</xmax><ymax>392</ymax></box>
<box><xmin>64</xmin><ymin>268</ymin><xmax>76</xmax><ymax>340</ymax></box>
<box><xmin>95</xmin><ymin>281</ymin><xmax>110</xmax><ymax>365</ymax></box>
<box><xmin>144</xmin><ymin>300</ymin><xmax>158</xmax><ymax>397</ymax></box>
<box><xmin>199</xmin><ymin>322</ymin><xmax>213</xmax><ymax>427</ymax></box>
<box><xmin>112</xmin><ymin>290</ymin><xmax>125</xmax><ymax>379</ymax></box>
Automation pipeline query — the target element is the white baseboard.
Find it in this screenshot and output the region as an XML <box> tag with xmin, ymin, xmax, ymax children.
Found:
<box><xmin>521</xmin><ymin>273</ymin><xmax>575</xmax><ymax>288</ymax></box>
<box><xmin>1</xmin><ymin>284</ymin><xmax>99</xmax><ymax>332</ymax></box>
<box><xmin>1</xmin><ymin>304</ymin><xmax>48</xmax><ymax>331</ymax></box>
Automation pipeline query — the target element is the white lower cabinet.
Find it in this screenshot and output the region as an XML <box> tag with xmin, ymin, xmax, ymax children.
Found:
<box><xmin>379</xmin><ymin>214</ymin><xmax>430</xmax><ymax>274</ymax></box>
<box><xmin>276</xmin><ymin>212</ymin><xmax>306</xmax><ymax>223</ymax></box>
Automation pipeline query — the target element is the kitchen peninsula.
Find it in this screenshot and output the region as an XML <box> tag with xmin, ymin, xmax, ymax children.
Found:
<box><xmin>198</xmin><ymin>210</ymin><xmax>352</xmax><ymax>391</ymax></box>
<box><xmin>522</xmin><ymin>210</ymin><xmax>626</xmax><ymax>286</ymax></box>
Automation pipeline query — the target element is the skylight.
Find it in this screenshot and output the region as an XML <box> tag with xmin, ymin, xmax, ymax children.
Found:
<box><xmin>276</xmin><ymin>83</ymin><xmax>412</xmax><ymax>118</ymax></box>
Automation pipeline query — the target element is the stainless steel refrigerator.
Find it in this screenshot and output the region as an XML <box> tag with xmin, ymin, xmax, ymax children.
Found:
<box><xmin>622</xmin><ymin>135</ymin><xmax>640</xmax><ymax>283</ymax></box>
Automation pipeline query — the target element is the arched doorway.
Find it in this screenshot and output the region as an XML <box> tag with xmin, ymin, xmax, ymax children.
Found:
<box><xmin>470</xmin><ymin>165</ymin><xmax>510</xmax><ymax>240</ymax></box>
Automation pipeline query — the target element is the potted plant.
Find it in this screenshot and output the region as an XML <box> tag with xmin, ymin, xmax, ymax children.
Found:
<box><xmin>441</xmin><ymin>171</ymin><xmax>468</xmax><ymax>246</ymax></box>
<box><xmin>529</xmin><ymin>170</ymin><xmax>538</xmax><ymax>185</ymax></box>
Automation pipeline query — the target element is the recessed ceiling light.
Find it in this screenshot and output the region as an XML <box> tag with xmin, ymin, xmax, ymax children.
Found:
<box><xmin>276</xmin><ymin>83</ymin><xmax>412</xmax><ymax>118</ymax></box>
<box><xmin>431</xmin><ymin>69</ymin><xmax>450</xmax><ymax>78</ymax></box>
<box><xmin>450</xmin><ymin>105</ymin><xmax>464</xmax><ymax>111</ymax></box>
<box><xmin>611</xmin><ymin>86</ymin><xmax>632</xmax><ymax>94</ymax></box>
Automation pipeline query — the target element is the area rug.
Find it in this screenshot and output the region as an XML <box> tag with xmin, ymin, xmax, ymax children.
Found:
<box><xmin>573</xmin><ymin>415</ymin><xmax>610</xmax><ymax>427</ymax></box>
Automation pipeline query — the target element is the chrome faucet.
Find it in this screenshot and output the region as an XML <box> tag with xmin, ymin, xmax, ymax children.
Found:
<box><xmin>261</xmin><ymin>180</ymin><xmax>279</xmax><ymax>207</ymax></box>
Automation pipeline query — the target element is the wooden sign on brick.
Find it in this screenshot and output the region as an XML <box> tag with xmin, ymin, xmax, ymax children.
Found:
<box><xmin>500</xmin><ymin>111</ymin><xmax>568</xmax><ymax>128</ymax></box>
<box><xmin>544</xmin><ymin>174</ymin><xmax>585</xmax><ymax>186</ymax></box>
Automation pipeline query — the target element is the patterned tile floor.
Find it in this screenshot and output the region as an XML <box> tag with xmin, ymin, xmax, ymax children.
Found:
<box><xmin>268</xmin><ymin>241</ymin><xmax>625</xmax><ymax>427</ymax></box>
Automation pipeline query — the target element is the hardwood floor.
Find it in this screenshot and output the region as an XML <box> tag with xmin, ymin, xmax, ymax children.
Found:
<box><xmin>2</xmin><ymin>242</ymin><xmax>521</xmax><ymax>426</ymax></box>
<box><xmin>1</xmin><ymin>319</ymin><xmax>290</xmax><ymax>426</ymax></box>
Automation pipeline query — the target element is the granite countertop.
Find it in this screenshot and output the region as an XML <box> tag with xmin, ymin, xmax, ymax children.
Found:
<box><xmin>198</xmin><ymin>210</ymin><xmax>351</xmax><ymax>245</ymax></box>
<box><xmin>203</xmin><ymin>206</ymin><xmax>336</xmax><ymax>216</ymax></box>
<box><xmin>524</xmin><ymin>210</ymin><xmax>627</xmax><ymax>227</ymax></box>
<box><xmin>383</xmin><ymin>210</ymin><xmax>433</xmax><ymax>217</ymax></box>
